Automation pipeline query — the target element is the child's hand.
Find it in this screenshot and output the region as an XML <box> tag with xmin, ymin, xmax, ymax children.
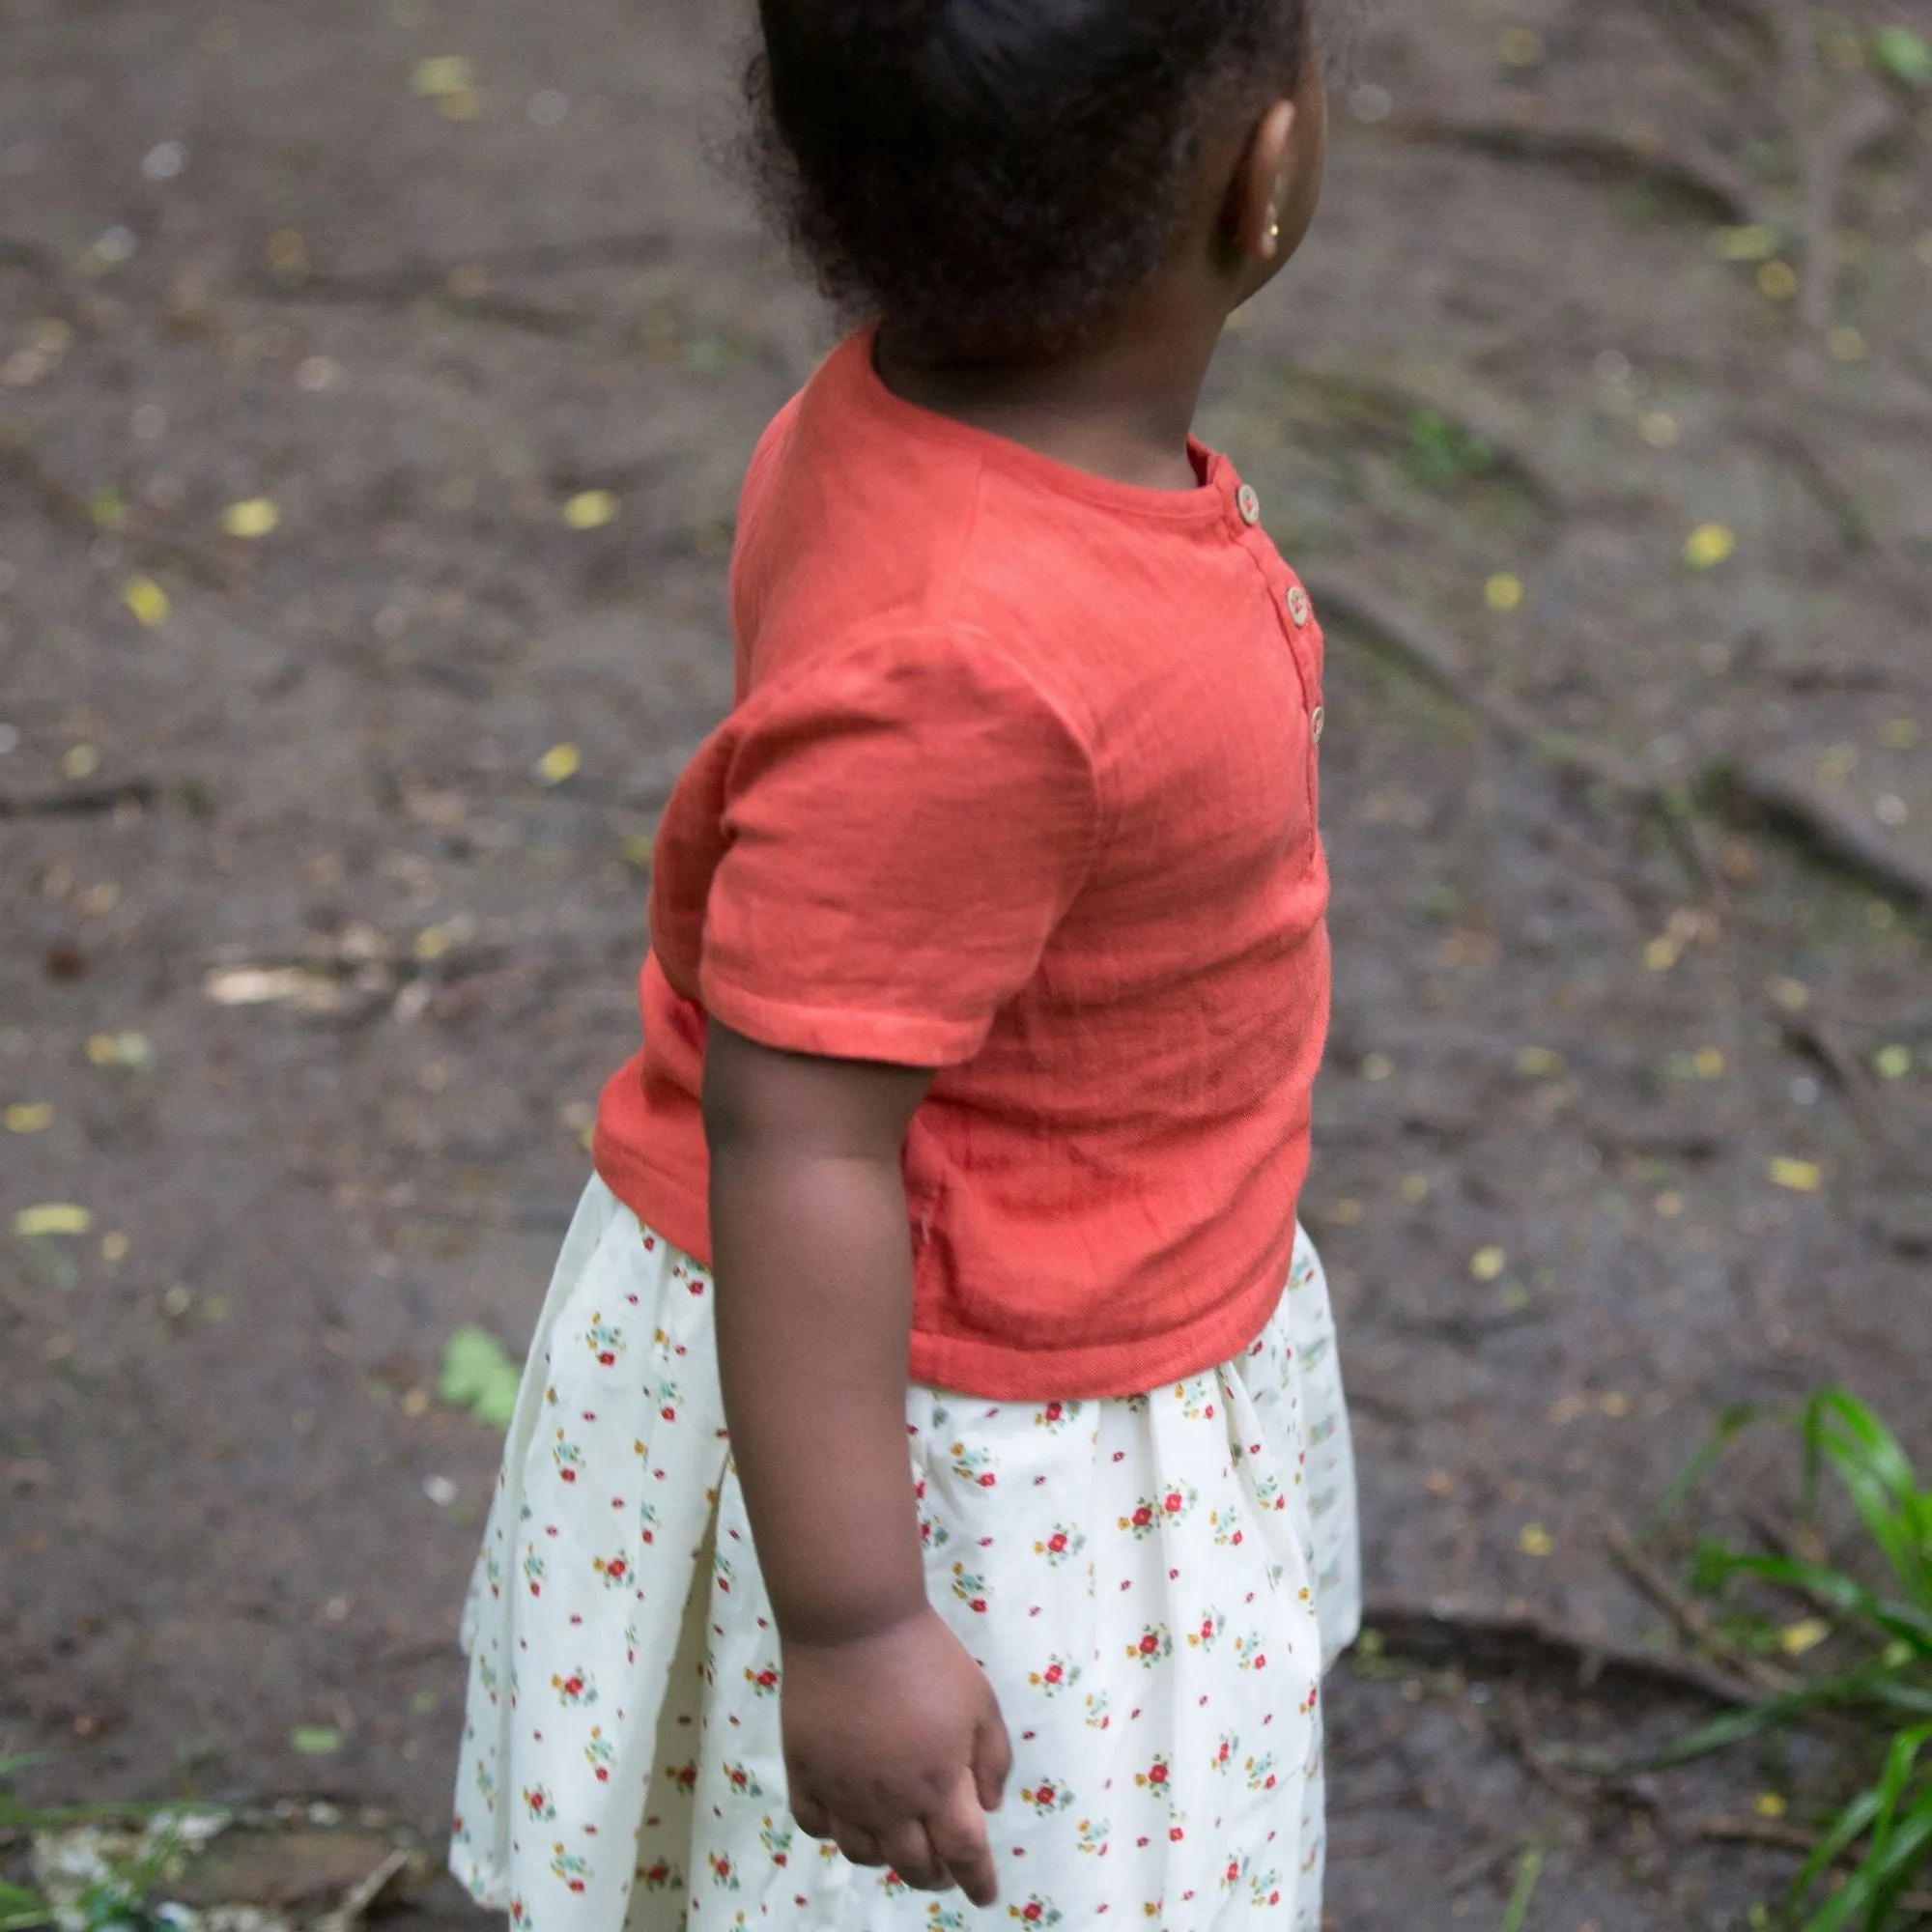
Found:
<box><xmin>781</xmin><ymin>1607</ymin><xmax>1011</xmax><ymax>1905</ymax></box>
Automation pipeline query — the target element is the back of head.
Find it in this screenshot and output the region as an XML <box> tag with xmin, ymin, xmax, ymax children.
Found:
<box><xmin>750</xmin><ymin>0</ymin><xmax>1309</xmax><ymax>358</ymax></box>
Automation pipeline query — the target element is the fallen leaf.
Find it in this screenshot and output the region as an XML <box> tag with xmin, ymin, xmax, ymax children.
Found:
<box><xmin>1875</xmin><ymin>1045</ymin><xmax>1912</xmax><ymax>1080</ymax></box>
<box><xmin>439</xmin><ymin>1325</ymin><xmax>522</xmax><ymax>1427</ymax></box>
<box><xmin>1757</xmin><ymin>261</ymin><xmax>1798</xmax><ymax>300</ymax></box>
<box><xmin>411</xmin><ymin>55</ymin><xmax>474</xmax><ymax>95</ymax></box>
<box><xmin>86</xmin><ymin>1031</ymin><xmax>155</xmax><ymax>1069</ymax></box>
<box><xmin>562</xmin><ymin>489</ymin><xmax>618</xmax><ymax>530</ymax></box>
<box><xmin>1515</xmin><ymin>1046</ymin><xmax>1564</xmax><ymax>1078</ymax></box>
<box><xmin>289</xmin><ymin>1726</ymin><xmax>344</xmax><ymax>1756</ymax></box>
<box><xmin>1778</xmin><ymin>1618</ymin><xmax>1831</xmax><ymax>1658</ymax></box>
<box><xmin>1484</xmin><ymin>572</ymin><xmax>1524</xmax><ymax>612</ymax></box>
<box><xmin>1518</xmin><ymin>1525</ymin><xmax>1553</xmax><ymax>1557</ymax></box>
<box><xmin>1769</xmin><ymin>1157</ymin><xmax>1823</xmax><ymax>1193</ymax></box>
<box><xmin>15</xmin><ymin>1204</ymin><xmax>92</xmax><ymax>1237</ymax></box>
<box><xmin>535</xmin><ymin>742</ymin><xmax>581</xmax><ymax>785</ymax></box>
<box><xmin>1710</xmin><ymin>225</ymin><xmax>1780</xmax><ymax>263</ymax></box>
<box><xmin>5</xmin><ymin>1102</ymin><xmax>52</xmax><ymax>1133</ymax></box>
<box><xmin>123</xmin><ymin>576</ymin><xmax>171</xmax><ymax>626</ymax></box>
<box><xmin>1871</xmin><ymin>25</ymin><xmax>1932</xmax><ymax>85</ymax></box>
<box><xmin>63</xmin><ymin>744</ymin><xmax>100</xmax><ymax>780</ymax></box>
<box><xmin>101</xmin><ymin>1232</ymin><xmax>128</xmax><ymax>1262</ymax></box>
<box><xmin>1684</xmin><ymin>524</ymin><xmax>1737</xmax><ymax>569</ymax></box>
<box><xmin>1754</xmin><ymin>1792</ymin><xmax>1788</xmax><ymax>1820</ymax></box>
<box><xmin>1469</xmin><ymin>1245</ymin><xmax>1508</xmax><ymax>1282</ymax></box>
<box><xmin>1692</xmin><ymin>1047</ymin><xmax>1725</xmax><ymax>1079</ymax></box>
<box><xmin>221</xmin><ymin>497</ymin><xmax>280</xmax><ymax>539</ymax></box>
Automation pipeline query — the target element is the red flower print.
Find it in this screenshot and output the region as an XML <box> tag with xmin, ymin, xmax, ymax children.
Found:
<box><xmin>1047</xmin><ymin>1532</ymin><xmax>1067</xmax><ymax>1554</ymax></box>
<box><xmin>1163</xmin><ymin>1492</ymin><xmax>1183</xmax><ymax>1515</ymax></box>
<box><xmin>1225</xmin><ymin>1861</ymin><xmax>1240</xmax><ymax>1883</ymax></box>
<box><xmin>978</xmin><ymin>1472</ymin><xmax>996</xmax><ymax>1488</ymax></box>
<box><xmin>661</xmin><ymin>1406</ymin><xmax>676</xmax><ymax>1421</ymax></box>
<box><xmin>1138</xmin><ymin>1634</ymin><xmax>1159</xmax><ymax>1656</ymax></box>
<box><xmin>595</xmin><ymin>1768</ymin><xmax>609</xmax><ymax>1782</ymax></box>
<box><xmin>568</xmin><ymin>1880</ymin><xmax>585</xmax><ymax>1894</ymax></box>
<box><xmin>559</xmin><ymin>1470</ymin><xmax>576</xmax><ymax>1484</ymax></box>
<box><xmin>1147</xmin><ymin>1763</ymin><xmax>1168</xmax><ymax>1786</ymax></box>
<box><xmin>1043</xmin><ymin>1662</ymin><xmax>1064</xmax><ymax>1684</ymax></box>
<box><xmin>1042</xmin><ymin>1402</ymin><xmax>1064</xmax><ymax>1423</ymax></box>
<box><xmin>597</xmin><ymin>1351</ymin><xmax>616</xmax><ymax>1367</ymax></box>
<box><xmin>1022</xmin><ymin>1905</ymin><xmax>1042</xmax><ymax>1922</ymax></box>
<box><xmin>1131</xmin><ymin>1505</ymin><xmax>1153</xmax><ymax>1529</ymax></box>
<box><xmin>1169</xmin><ymin>1827</ymin><xmax>1184</xmax><ymax>1842</ymax></box>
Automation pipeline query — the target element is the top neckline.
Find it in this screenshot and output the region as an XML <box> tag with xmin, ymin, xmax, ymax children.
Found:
<box><xmin>832</xmin><ymin>327</ymin><xmax>1241</xmax><ymax>533</ymax></box>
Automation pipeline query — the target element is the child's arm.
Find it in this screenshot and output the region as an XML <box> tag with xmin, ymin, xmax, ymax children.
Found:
<box><xmin>703</xmin><ymin>1021</ymin><xmax>1011</xmax><ymax>1905</ymax></box>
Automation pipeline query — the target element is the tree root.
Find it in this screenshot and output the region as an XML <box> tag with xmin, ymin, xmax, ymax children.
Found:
<box><xmin>1723</xmin><ymin>756</ymin><xmax>1932</xmax><ymax>915</ymax></box>
<box><xmin>1388</xmin><ymin>114</ymin><xmax>1765</xmax><ymax>226</ymax></box>
<box><xmin>1360</xmin><ymin>1600</ymin><xmax>1760</xmax><ymax>1709</ymax></box>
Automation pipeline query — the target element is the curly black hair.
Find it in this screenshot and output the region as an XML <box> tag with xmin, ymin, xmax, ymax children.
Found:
<box><xmin>748</xmin><ymin>0</ymin><xmax>1310</xmax><ymax>356</ymax></box>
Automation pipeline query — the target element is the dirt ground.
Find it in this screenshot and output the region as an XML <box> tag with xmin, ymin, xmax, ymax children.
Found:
<box><xmin>4</xmin><ymin>0</ymin><xmax>1932</xmax><ymax>1925</ymax></box>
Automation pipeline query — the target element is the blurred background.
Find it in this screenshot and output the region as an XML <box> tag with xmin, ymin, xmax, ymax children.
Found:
<box><xmin>3</xmin><ymin>1</ymin><xmax>1931</xmax><ymax>1926</ymax></box>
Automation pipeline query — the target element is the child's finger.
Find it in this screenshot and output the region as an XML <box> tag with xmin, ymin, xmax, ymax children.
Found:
<box><xmin>877</xmin><ymin>1820</ymin><xmax>947</xmax><ymax>1891</ymax></box>
<box><xmin>926</xmin><ymin>1767</ymin><xmax>1001</xmax><ymax>1908</ymax></box>
<box><xmin>971</xmin><ymin>1700</ymin><xmax>1012</xmax><ymax>1812</ymax></box>
<box><xmin>790</xmin><ymin>1790</ymin><xmax>834</xmax><ymax>1840</ymax></box>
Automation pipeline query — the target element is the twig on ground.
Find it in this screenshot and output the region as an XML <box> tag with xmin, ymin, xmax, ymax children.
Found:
<box><xmin>0</xmin><ymin>781</ymin><xmax>157</xmax><ymax>819</ymax></box>
<box><xmin>0</xmin><ymin>436</ymin><xmax>230</xmax><ymax>588</ymax></box>
<box><xmin>1361</xmin><ymin>1601</ymin><xmax>1761</xmax><ymax>1708</ymax></box>
<box><xmin>1725</xmin><ymin>756</ymin><xmax>1932</xmax><ymax>914</ymax></box>
<box><xmin>1603</xmin><ymin>1516</ymin><xmax>1797</xmax><ymax>1695</ymax></box>
<box><xmin>1306</xmin><ymin>566</ymin><xmax>1714</xmax><ymax>894</ymax></box>
<box><xmin>1698</xmin><ymin>1815</ymin><xmax>1932</xmax><ymax>1912</ymax></box>
<box><xmin>1738</xmin><ymin>411</ymin><xmax>1932</xmax><ymax>620</ymax></box>
<box><xmin>1389</xmin><ymin>115</ymin><xmax>1766</xmax><ymax>225</ymax></box>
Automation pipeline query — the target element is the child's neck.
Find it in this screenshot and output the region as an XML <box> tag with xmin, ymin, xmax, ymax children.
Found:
<box><xmin>875</xmin><ymin>299</ymin><xmax>1227</xmax><ymax>495</ymax></box>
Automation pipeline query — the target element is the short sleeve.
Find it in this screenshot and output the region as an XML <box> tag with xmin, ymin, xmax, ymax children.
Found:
<box><xmin>681</xmin><ymin>628</ymin><xmax>1099</xmax><ymax>1066</ymax></box>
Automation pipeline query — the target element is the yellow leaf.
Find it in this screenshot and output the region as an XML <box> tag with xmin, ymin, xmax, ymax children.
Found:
<box><xmin>1875</xmin><ymin>1045</ymin><xmax>1912</xmax><ymax>1080</ymax></box>
<box><xmin>1693</xmin><ymin>1047</ymin><xmax>1725</xmax><ymax>1079</ymax></box>
<box><xmin>562</xmin><ymin>489</ymin><xmax>618</xmax><ymax>530</ymax></box>
<box><xmin>1684</xmin><ymin>524</ymin><xmax>1737</xmax><ymax>569</ymax></box>
<box><xmin>1495</xmin><ymin>26</ymin><xmax>1544</xmax><ymax>65</ymax></box>
<box><xmin>1754</xmin><ymin>1793</ymin><xmax>1788</xmax><ymax>1820</ymax></box>
<box><xmin>87</xmin><ymin>1031</ymin><xmax>154</xmax><ymax>1069</ymax></box>
<box><xmin>1644</xmin><ymin>935</ymin><xmax>1680</xmax><ymax>972</ymax></box>
<box><xmin>1485</xmin><ymin>572</ymin><xmax>1524</xmax><ymax>612</ymax></box>
<box><xmin>1470</xmin><ymin>1245</ymin><xmax>1508</xmax><ymax>1282</ymax></box>
<box><xmin>1827</xmin><ymin>325</ymin><xmax>1867</xmax><ymax>363</ymax></box>
<box><xmin>15</xmin><ymin>1204</ymin><xmax>92</xmax><ymax>1237</ymax></box>
<box><xmin>1757</xmin><ymin>260</ymin><xmax>1798</xmax><ymax>300</ymax></box>
<box><xmin>1778</xmin><ymin>1618</ymin><xmax>1830</xmax><ymax>1658</ymax></box>
<box><xmin>620</xmin><ymin>833</ymin><xmax>655</xmax><ymax>871</ymax></box>
<box><xmin>1769</xmin><ymin>1157</ymin><xmax>1823</xmax><ymax>1193</ymax></box>
<box><xmin>63</xmin><ymin>744</ymin><xmax>100</xmax><ymax>781</ymax></box>
<box><xmin>1639</xmin><ymin>411</ymin><xmax>1679</xmax><ymax>449</ymax></box>
<box><xmin>411</xmin><ymin>55</ymin><xmax>474</xmax><ymax>95</ymax></box>
<box><xmin>1516</xmin><ymin>1045</ymin><xmax>1564</xmax><ymax>1078</ymax></box>
<box><xmin>535</xmin><ymin>742</ymin><xmax>582</xmax><ymax>785</ymax></box>
<box><xmin>1399</xmin><ymin>1173</ymin><xmax>1430</xmax><ymax>1204</ymax></box>
<box><xmin>101</xmin><ymin>1232</ymin><xmax>129</xmax><ymax>1262</ymax></box>
<box><xmin>222</xmin><ymin>497</ymin><xmax>280</xmax><ymax>539</ymax></box>
<box><xmin>5</xmin><ymin>1102</ymin><xmax>52</xmax><ymax>1133</ymax></box>
<box><xmin>1711</xmin><ymin>225</ymin><xmax>1780</xmax><ymax>263</ymax></box>
<box><xmin>124</xmin><ymin>576</ymin><xmax>171</xmax><ymax>626</ymax></box>
<box><xmin>1518</xmin><ymin>1525</ymin><xmax>1553</xmax><ymax>1557</ymax></box>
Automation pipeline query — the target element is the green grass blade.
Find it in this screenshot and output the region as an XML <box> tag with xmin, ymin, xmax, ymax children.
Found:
<box><xmin>1625</xmin><ymin>1661</ymin><xmax>1913</xmax><ymax>1771</ymax></box>
<box><xmin>1801</xmin><ymin>1795</ymin><xmax>1932</xmax><ymax>1931</ymax></box>
<box><xmin>1498</xmin><ymin>1843</ymin><xmax>1547</xmax><ymax>1932</ymax></box>
<box><xmin>1804</xmin><ymin>1393</ymin><xmax>1931</xmax><ymax>1604</ymax></box>
<box><xmin>1866</xmin><ymin>1787</ymin><xmax>1932</xmax><ymax>1929</ymax></box>
<box><xmin>1641</xmin><ymin>1403</ymin><xmax>1771</xmax><ymax>1537</ymax></box>
<box><xmin>1788</xmin><ymin>1786</ymin><xmax>1882</xmax><ymax>1917</ymax></box>
<box><xmin>1695</xmin><ymin>1550</ymin><xmax>1932</xmax><ymax>1656</ymax></box>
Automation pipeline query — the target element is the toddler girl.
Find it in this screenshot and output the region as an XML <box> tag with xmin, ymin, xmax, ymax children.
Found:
<box><xmin>453</xmin><ymin>1</ymin><xmax>1358</xmax><ymax>1925</ymax></box>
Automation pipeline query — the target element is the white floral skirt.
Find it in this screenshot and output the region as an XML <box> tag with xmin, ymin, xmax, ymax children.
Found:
<box><xmin>451</xmin><ymin>1178</ymin><xmax>1359</xmax><ymax>1932</ymax></box>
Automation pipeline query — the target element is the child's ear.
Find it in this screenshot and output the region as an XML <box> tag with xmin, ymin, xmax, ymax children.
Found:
<box><xmin>1231</xmin><ymin>99</ymin><xmax>1299</xmax><ymax>265</ymax></box>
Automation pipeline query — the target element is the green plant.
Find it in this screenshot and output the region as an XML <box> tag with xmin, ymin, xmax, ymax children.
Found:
<box><xmin>1405</xmin><ymin>409</ymin><xmax>1498</xmax><ymax>489</ymax></box>
<box><xmin>0</xmin><ymin>1759</ymin><xmax>226</xmax><ymax>1932</ymax></box>
<box><xmin>1650</xmin><ymin>1391</ymin><xmax>1932</xmax><ymax>1929</ymax></box>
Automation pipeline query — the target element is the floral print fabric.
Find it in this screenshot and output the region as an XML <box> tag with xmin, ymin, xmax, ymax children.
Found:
<box><xmin>451</xmin><ymin>1178</ymin><xmax>1359</xmax><ymax>1932</ymax></box>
